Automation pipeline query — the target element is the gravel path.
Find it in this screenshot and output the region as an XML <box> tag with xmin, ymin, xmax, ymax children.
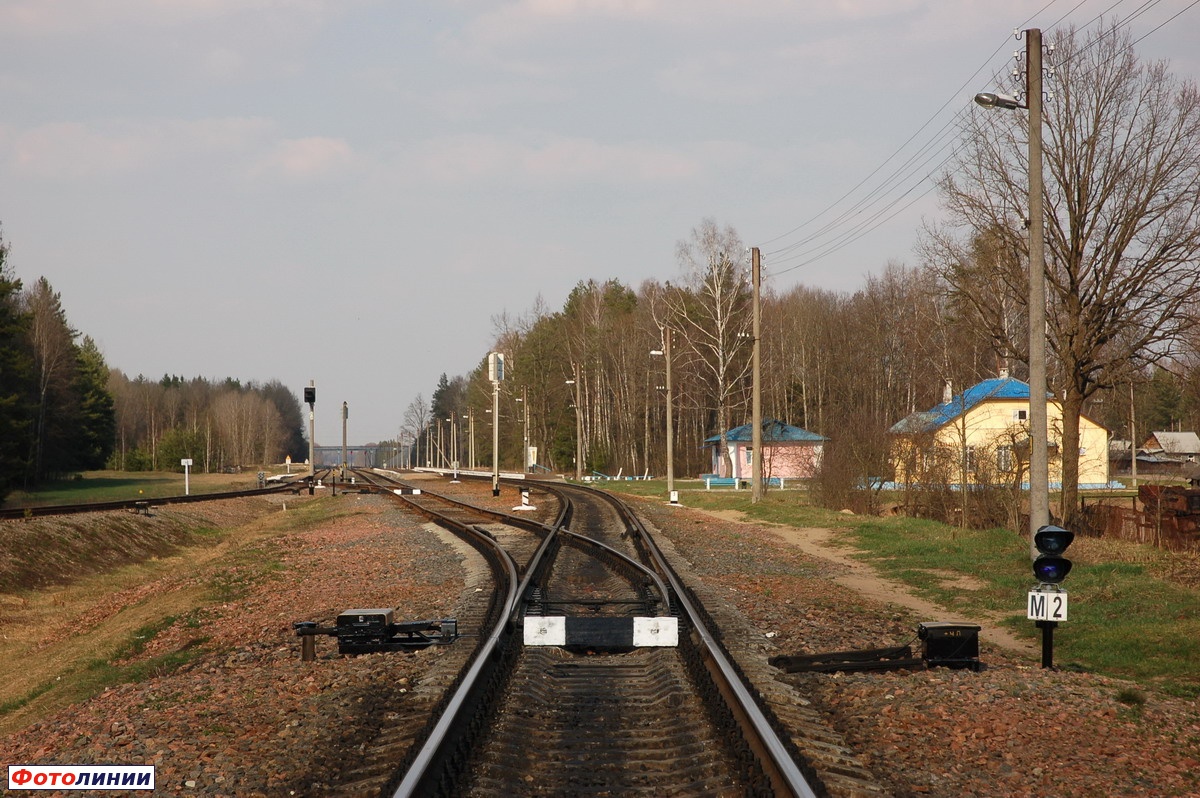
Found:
<box><xmin>1</xmin><ymin>483</ymin><xmax>1198</xmax><ymax>797</ymax></box>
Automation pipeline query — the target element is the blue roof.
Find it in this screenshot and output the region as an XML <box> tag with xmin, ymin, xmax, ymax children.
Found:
<box><xmin>890</xmin><ymin>377</ymin><xmax>1038</xmax><ymax>434</ymax></box>
<box><xmin>705</xmin><ymin>418</ymin><xmax>827</xmax><ymax>444</ymax></box>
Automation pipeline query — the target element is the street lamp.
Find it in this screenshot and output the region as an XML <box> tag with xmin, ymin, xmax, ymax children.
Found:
<box><xmin>516</xmin><ymin>387</ymin><xmax>530</xmax><ymax>473</ymax></box>
<box><xmin>464</xmin><ymin>412</ymin><xmax>474</xmax><ymax>470</ymax></box>
<box><xmin>447</xmin><ymin>415</ymin><xmax>459</xmax><ymax>481</ymax></box>
<box><xmin>751</xmin><ymin>247</ymin><xmax>763</xmax><ymax>504</ymax></box>
<box><xmin>488</xmin><ymin>352</ymin><xmax>504</xmax><ymax>496</ymax></box>
<box><xmin>650</xmin><ymin>331</ymin><xmax>676</xmax><ymax>503</ymax></box>
<box><xmin>566</xmin><ymin>368</ymin><xmax>582</xmax><ymax>481</ymax></box>
<box><xmin>341</xmin><ymin>401</ymin><xmax>348</xmax><ymax>481</ymax></box>
<box><xmin>976</xmin><ymin>27</ymin><xmax>1049</xmax><ymax>550</ymax></box>
<box><xmin>439</xmin><ymin>418</ymin><xmax>449</xmax><ymax>469</ymax></box>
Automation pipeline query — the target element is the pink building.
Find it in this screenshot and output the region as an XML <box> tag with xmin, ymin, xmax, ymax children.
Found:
<box><xmin>704</xmin><ymin>419</ymin><xmax>827</xmax><ymax>480</ymax></box>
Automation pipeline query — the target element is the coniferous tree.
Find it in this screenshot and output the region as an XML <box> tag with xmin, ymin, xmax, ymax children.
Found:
<box><xmin>0</xmin><ymin>233</ymin><xmax>34</xmax><ymax>500</ymax></box>
<box><xmin>73</xmin><ymin>336</ymin><xmax>116</xmax><ymax>470</ymax></box>
<box><xmin>23</xmin><ymin>277</ymin><xmax>79</xmax><ymax>481</ymax></box>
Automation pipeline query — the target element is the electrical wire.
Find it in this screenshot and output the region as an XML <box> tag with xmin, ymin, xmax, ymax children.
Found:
<box><xmin>760</xmin><ymin>0</ymin><xmax>1065</xmax><ymax>268</ymax></box>
<box><xmin>757</xmin><ymin>0</ymin><xmax>1198</xmax><ymax>278</ymax></box>
<box><xmin>1131</xmin><ymin>0</ymin><xmax>1200</xmax><ymax>44</ymax></box>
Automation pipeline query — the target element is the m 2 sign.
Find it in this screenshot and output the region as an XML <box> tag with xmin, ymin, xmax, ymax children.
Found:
<box><xmin>1027</xmin><ymin>589</ymin><xmax>1068</xmax><ymax>622</ymax></box>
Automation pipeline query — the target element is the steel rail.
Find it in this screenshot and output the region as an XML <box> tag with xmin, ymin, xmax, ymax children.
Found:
<box><xmin>556</xmin><ymin>527</ymin><xmax>672</xmax><ymax>613</ymax></box>
<box><xmin>389</xmin><ymin>522</ymin><xmax>522</xmax><ymax>798</ymax></box>
<box><xmin>0</xmin><ymin>481</ymin><xmax>302</xmax><ymax>520</ymax></box>
<box><xmin>354</xmin><ymin>469</ymin><xmax>565</xmax><ymax>541</ymax></box>
<box><xmin>382</xmin><ymin>472</ymin><xmax>822</xmax><ymax>797</ymax></box>
<box><xmin>575</xmin><ymin>482</ymin><xmax>823</xmax><ymax>798</ymax></box>
<box><xmin>388</xmin><ymin>495</ymin><xmax>566</xmax><ymax>798</ymax></box>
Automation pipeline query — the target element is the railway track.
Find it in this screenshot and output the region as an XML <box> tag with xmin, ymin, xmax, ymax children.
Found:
<box><xmin>0</xmin><ymin>471</ymin><xmax>326</xmax><ymax>519</ymax></box>
<box><xmin>334</xmin><ymin>470</ymin><xmax>843</xmax><ymax>797</ymax></box>
<box><xmin>7</xmin><ymin>467</ymin><xmax>884</xmax><ymax>795</ymax></box>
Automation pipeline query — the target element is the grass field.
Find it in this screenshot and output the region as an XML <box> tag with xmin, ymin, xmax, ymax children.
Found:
<box><xmin>603</xmin><ymin>478</ymin><xmax>1200</xmax><ymax>697</ymax></box>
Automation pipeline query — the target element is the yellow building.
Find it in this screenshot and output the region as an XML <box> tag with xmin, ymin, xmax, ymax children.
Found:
<box><xmin>889</xmin><ymin>375</ymin><xmax>1110</xmax><ymax>488</ymax></box>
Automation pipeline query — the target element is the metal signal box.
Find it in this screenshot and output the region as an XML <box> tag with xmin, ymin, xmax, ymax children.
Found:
<box><xmin>336</xmin><ymin>609</ymin><xmax>396</xmax><ymax>654</ymax></box>
<box><xmin>337</xmin><ymin>608</ymin><xmax>395</xmax><ymax>630</ymax></box>
<box><xmin>918</xmin><ymin>622</ymin><xmax>983</xmax><ymax>671</ymax></box>
<box><xmin>295</xmin><ymin>610</ymin><xmax>459</xmax><ymax>658</ymax></box>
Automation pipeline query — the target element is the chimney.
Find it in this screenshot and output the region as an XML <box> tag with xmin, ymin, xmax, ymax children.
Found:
<box><xmin>942</xmin><ymin>380</ymin><xmax>953</xmax><ymax>404</ymax></box>
<box><xmin>999</xmin><ymin>367</ymin><xmax>1010</xmax><ymax>380</ymax></box>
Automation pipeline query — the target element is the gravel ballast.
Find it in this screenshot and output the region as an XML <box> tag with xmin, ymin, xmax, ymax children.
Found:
<box><xmin>1</xmin><ymin>484</ymin><xmax>1198</xmax><ymax>797</ymax></box>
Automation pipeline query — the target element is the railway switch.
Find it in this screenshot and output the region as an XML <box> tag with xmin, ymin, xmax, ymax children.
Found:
<box><xmin>292</xmin><ymin>610</ymin><xmax>458</xmax><ymax>659</ymax></box>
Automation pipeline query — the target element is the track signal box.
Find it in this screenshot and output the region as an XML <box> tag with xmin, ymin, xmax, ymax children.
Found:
<box><xmin>918</xmin><ymin>622</ymin><xmax>983</xmax><ymax>671</ymax></box>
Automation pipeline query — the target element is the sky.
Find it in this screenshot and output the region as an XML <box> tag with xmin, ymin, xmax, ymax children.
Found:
<box><xmin>2</xmin><ymin>0</ymin><xmax>1197</xmax><ymax>446</ymax></box>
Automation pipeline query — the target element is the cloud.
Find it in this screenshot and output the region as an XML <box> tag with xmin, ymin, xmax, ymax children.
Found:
<box><xmin>0</xmin><ymin>0</ymin><xmax>343</xmax><ymax>37</ymax></box>
<box><xmin>252</xmin><ymin>137</ymin><xmax>355</xmax><ymax>180</ymax></box>
<box><xmin>412</xmin><ymin>133</ymin><xmax>699</xmax><ymax>187</ymax></box>
<box><xmin>454</xmin><ymin>0</ymin><xmax>918</xmax><ymax>50</ymax></box>
<box><xmin>4</xmin><ymin>117</ymin><xmax>273</xmax><ymax>179</ymax></box>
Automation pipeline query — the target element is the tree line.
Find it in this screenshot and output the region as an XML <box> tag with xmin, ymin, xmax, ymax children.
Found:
<box><xmin>400</xmin><ymin>25</ymin><xmax>1200</xmax><ymax>530</ymax></box>
<box><xmin>0</xmin><ymin>236</ymin><xmax>114</xmax><ymax>501</ymax></box>
<box><xmin>0</xmin><ymin>229</ymin><xmax>306</xmax><ymax>503</ymax></box>
<box><xmin>106</xmin><ymin>373</ymin><xmax>306</xmax><ymax>475</ymax></box>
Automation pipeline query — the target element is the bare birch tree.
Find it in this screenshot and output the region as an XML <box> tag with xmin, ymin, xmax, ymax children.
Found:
<box><xmin>668</xmin><ymin>218</ymin><xmax>752</xmax><ymax>476</ymax></box>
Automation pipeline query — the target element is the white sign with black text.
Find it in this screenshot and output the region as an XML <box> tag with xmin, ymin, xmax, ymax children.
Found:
<box><xmin>1027</xmin><ymin>588</ymin><xmax>1068</xmax><ymax>622</ymax></box>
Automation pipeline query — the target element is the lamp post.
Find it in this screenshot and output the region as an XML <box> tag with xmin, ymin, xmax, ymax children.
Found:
<box><xmin>489</xmin><ymin>352</ymin><xmax>504</xmax><ymax>496</ymax></box>
<box><xmin>436</xmin><ymin>417</ymin><xmax>446</xmax><ymax>468</ymax></box>
<box><xmin>341</xmin><ymin>401</ymin><xmax>348</xmax><ymax>481</ymax></box>
<box><xmin>751</xmin><ymin>246</ymin><xmax>763</xmax><ymax>504</ymax></box>
<box><xmin>517</xmin><ymin>387</ymin><xmax>530</xmax><ymax>473</ymax></box>
<box><xmin>448</xmin><ymin>415</ymin><xmax>459</xmax><ymax>481</ymax></box>
<box><xmin>651</xmin><ymin>330</ymin><xmax>675</xmax><ymax>502</ymax></box>
<box><xmin>566</xmin><ymin>367</ymin><xmax>582</xmax><ymax>481</ymax></box>
<box><xmin>976</xmin><ymin>27</ymin><xmax>1049</xmax><ymax>551</ymax></box>
<box><xmin>465</xmin><ymin>412</ymin><xmax>474</xmax><ymax>470</ymax></box>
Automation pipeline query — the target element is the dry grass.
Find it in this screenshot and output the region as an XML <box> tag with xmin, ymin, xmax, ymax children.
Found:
<box><xmin>0</xmin><ymin>497</ymin><xmax>298</xmax><ymax>734</ymax></box>
<box><xmin>1074</xmin><ymin>535</ymin><xmax>1200</xmax><ymax>588</ymax></box>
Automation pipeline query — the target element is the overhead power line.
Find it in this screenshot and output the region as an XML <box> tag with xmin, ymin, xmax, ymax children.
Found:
<box><xmin>758</xmin><ymin>0</ymin><xmax>1199</xmax><ymax>279</ymax></box>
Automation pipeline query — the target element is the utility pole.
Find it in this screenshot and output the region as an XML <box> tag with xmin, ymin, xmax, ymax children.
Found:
<box><xmin>975</xmin><ymin>28</ymin><xmax>1048</xmax><ymax>553</ymax></box>
<box><xmin>652</xmin><ymin>330</ymin><xmax>677</xmax><ymax>502</ymax></box>
<box><xmin>576</xmin><ymin>364</ymin><xmax>585</xmax><ymax>480</ymax></box>
<box><xmin>1027</xmin><ymin>28</ymin><xmax>1050</xmax><ymax>549</ymax></box>
<box><xmin>751</xmin><ymin>247</ymin><xmax>763</xmax><ymax>504</ymax></box>
<box><xmin>489</xmin><ymin>352</ymin><xmax>504</xmax><ymax>496</ymax></box>
<box><xmin>522</xmin><ymin>385</ymin><xmax>530</xmax><ymax>473</ymax></box>
<box><xmin>469</xmin><ymin>408</ymin><xmax>476</xmax><ymax>470</ymax></box>
<box><xmin>664</xmin><ymin>329</ymin><xmax>675</xmax><ymax>501</ymax></box>
<box><xmin>571</xmin><ymin>364</ymin><xmax>583</xmax><ymax>481</ymax></box>
<box><xmin>1129</xmin><ymin>381</ymin><xmax>1138</xmax><ymax>489</ymax></box>
<box><xmin>341</xmin><ymin>401</ymin><xmax>348</xmax><ymax>481</ymax></box>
